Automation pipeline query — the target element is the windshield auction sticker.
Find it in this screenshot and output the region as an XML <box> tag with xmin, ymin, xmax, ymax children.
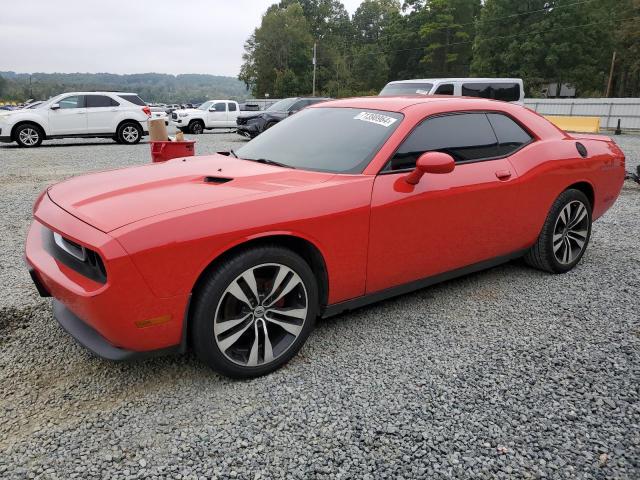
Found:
<box><xmin>354</xmin><ymin>111</ymin><xmax>398</xmax><ymax>128</ymax></box>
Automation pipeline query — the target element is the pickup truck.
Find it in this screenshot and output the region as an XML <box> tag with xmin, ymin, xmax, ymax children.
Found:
<box><xmin>169</xmin><ymin>100</ymin><xmax>240</xmax><ymax>134</ymax></box>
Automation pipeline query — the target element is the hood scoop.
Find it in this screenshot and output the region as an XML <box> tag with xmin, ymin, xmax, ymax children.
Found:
<box><xmin>204</xmin><ymin>176</ymin><xmax>233</xmax><ymax>184</ymax></box>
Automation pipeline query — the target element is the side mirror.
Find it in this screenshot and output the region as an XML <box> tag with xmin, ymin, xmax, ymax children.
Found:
<box><xmin>50</xmin><ymin>103</ymin><xmax>60</xmax><ymax>110</ymax></box>
<box><xmin>405</xmin><ymin>152</ymin><xmax>455</xmax><ymax>185</ymax></box>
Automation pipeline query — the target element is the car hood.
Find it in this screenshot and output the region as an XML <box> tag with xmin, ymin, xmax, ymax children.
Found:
<box><xmin>47</xmin><ymin>154</ymin><xmax>334</xmax><ymax>233</ymax></box>
<box><xmin>237</xmin><ymin>112</ymin><xmax>264</xmax><ymax>120</ymax></box>
<box><xmin>176</xmin><ymin>108</ymin><xmax>201</xmax><ymax>115</ymax></box>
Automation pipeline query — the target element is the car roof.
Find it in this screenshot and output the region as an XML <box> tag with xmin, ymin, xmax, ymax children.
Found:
<box><xmin>312</xmin><ymin>95</ymin><xmax>517</xmax><ymax>112</ymax></box>
<box><xmin>386</xmin><ymin>78</ymin><xmax>522</xmax><ymax>84</ymax></box>
<box><xmin>57</xmin><ymin>91</ymin><xmax>139</xmax><ymax>95</ymax></box>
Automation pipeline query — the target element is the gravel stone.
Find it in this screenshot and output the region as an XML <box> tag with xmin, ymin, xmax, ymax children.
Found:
<box><xmin>0</xmin><ymin>130</ymin><xmax>639</xmax><ymax>479</ymax></box>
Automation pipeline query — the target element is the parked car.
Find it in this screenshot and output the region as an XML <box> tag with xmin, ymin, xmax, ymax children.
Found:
<box><xmin>149</xmin><ymin>106</ymin><xmax>169</xmax><ymax>125</ymax></box>
<box><xmin>170</xmin><ymin>100</ymin><xmax>240</xmax><ymax>134</ymax></box>
<box><xmin>25</xmin><ymin>96</ymin><xmax>625</xmax><ymax>378</ymax></box>
<box><xmin>0</xmin><ymin>91</ymin><xmax>151</xmax><ymax>147</ymax></box>
<box><xmin>236</xmin><ymin>97</ymin><xmax>330</xmax><ymax>138</ymax></box>
<box><xmin>379</xmin><ymin>78</ymin><xmax>524</xmax><ymax>104</ymax></box>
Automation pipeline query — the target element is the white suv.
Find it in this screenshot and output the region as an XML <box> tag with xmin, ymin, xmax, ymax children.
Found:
<box><xmin>0</xmin><ymin>91</ymin><xmax>151</xmax><ymax>148</ymax></box>
<box><xmin>169</xmin><ymin>100</ymin><xmax>240</xmax><ymax>134</ymax></box>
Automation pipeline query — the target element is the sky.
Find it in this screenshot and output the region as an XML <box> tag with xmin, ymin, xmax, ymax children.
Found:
<box><xmin>0</xmin><ymin>0</ymin><xmax>365</xmax><ymax>78</ymax></box>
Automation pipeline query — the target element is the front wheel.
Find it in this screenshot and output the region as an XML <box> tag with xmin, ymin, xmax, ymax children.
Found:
<box><xmin>15</xmin><ymin>123</ymin><xmax>43</xmax><ymax>148</ymax></box>
<box><xmin>524</xmin><ymin>189</ymin><xmax>592</xmax><ymax>273</ymax></box>
<box><xmin>191</xmin><ymin>246</ymin><xmax>318</xmax><ymax>378</ymax></box>
<box><xmin>189</xmin><ymin>121</ymin><xmax>204</xmax><ymax>135</ymax></box>
<box><xmin>116</xmin><ymin>122</ymin><xmax>142</xmax><ymax>145</ymax></box>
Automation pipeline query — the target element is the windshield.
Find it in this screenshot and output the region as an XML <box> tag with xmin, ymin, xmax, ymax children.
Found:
<box><xmin>235</xmin><ymin>107</ymin><xmax>403</xmax><ymax>174</ymax></box>
<box><xmin>198</xmin><ymin>101</ymin><xmax>214</xmax><ymax>111</ymax></box>
<box><xmin>379</xmin><ymin>82</ymin><xmax>433</xmax><ymax>96</ymax></box>
<box><xmin>267</xmin><ymin>98</ymin><xmax>297</xmax><ymax>112</ymax></box>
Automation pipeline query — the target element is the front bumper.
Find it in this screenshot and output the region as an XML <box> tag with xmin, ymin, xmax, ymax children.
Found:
<box><xmin>52</xmin><ymin>300</ymin><xmax>181</xmax><ymax>361</ymax></box>
<box><xmin>236</xmin><ymin>124</ymin><xmax>259</xmax><ymax>137</ymax></box>
<box><xmin>25</xmin><ymin>193</ymin><xmax>190</xmax><ymax>356</ymax></box>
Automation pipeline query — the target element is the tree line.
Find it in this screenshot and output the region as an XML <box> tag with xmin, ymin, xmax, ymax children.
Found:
<box><xmin>239</xmin><ymin>0</ymin><xmax>640</xmax><ymax>98</ymax></box>
<box><xmin>0</xmin><ymin>72</ymin><xmax>247</xmax><ymax>103</ymax></box>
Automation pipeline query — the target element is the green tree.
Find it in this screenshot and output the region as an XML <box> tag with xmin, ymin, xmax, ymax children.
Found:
<box><xmin>239</xmin><ymin>3</ymin><xmax>314</xmax><ymax>96</ymax></box>
<box><xmin>414</xmin><ymin>0</ymin><xmax>480</xmax><ymax>76</ymax></box>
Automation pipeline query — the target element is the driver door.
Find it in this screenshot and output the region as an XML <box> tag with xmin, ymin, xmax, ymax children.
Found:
<box><xmin>48</xmin><ymin>95</ymin><xmax>88</xmax><ymax>135</ymax></box>
<box><xmin>207</xmin><ymin>102</ymin><xmax>228</xmax><ymax>127</ymax></box>
<box><xmin>366</xmin><ymin>112</ymin><xmax>523</xmax><ymax>294</ymax></box>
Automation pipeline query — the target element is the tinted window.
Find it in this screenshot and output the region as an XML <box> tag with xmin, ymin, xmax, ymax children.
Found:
<box><xmin>487</xmin><ymin>113</ymin><xmax>532</xmax><ymax>156</ymax></box>
<box><xmin>86</xmin><ymin>95</ymin><xmax>118</xmax><ymax>108</ymax></box>
<box><xmin>379</xmin><ymin>83</ymin><xmax>433</xmax><ymax>96</ymax></box>
<box><xmin>213</xmin><ymin>102</ymin><xmax>226</xmax><ymax>112</ymax></box>
<box><xmin>58</xmin><ymin>96</ymin><xmax>85</xmax><ymax>109</ymax></box>
<box><xmin>388</xmin><ymin>113</ymin><xmax>498</xmax><ymax>171</ymax></box>
<box><xmin>118</xmin><ymin>94</ymin><xmax>146</xmax><ymax>106</ymax></box>
<box><xmin>228</xmin><ymin>102</ymin><xmax>237</xmax><ymax>112</ymax></box>
<box><xmin>434</xmin><ymin>84</ymin><xmax>454</xmax><ymax>95</ymax></box>
<box><xmin>235</xmin><ymin>108</ymin><xmax>403</xmax><ymax>174</ymax></box>
<box><xmin>289</xmin><ymin>100</ymin><xmax>308</xmax><ymax>112</ymax></box>
<box><xmin>267</xmin><ymin>98</ymin><xmax>298</xmax><ymax>111</ymax></box>
<box><xmin>462</xmin><ymin>83</ymin><xmax>520</xmax><ymax>102</ymax></box>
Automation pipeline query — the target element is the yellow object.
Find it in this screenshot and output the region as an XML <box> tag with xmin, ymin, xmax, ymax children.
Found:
<box><xmin>544</xmin><ymin>115</ymin><xmax>600</xmax><ymax>133</ymax></box>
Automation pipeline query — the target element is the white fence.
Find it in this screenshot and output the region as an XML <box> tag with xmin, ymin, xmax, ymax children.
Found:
<box><xmin>524</xmin><ymin>98</ymin><xmax>640</xmax><ymax>131</ymax></box>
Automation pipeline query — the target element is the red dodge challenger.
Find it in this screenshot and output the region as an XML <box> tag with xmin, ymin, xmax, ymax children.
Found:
<box><xmin>25</xmin><ymin>96</ymin><xmax>625</xmax><ymax>378</ymax></box>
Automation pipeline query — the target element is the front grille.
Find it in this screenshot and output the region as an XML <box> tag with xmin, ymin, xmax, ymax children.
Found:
<box><xmin>43</xmin><ymin>228</ymin><xmax>107</xmax><ymax>283</ymax></box>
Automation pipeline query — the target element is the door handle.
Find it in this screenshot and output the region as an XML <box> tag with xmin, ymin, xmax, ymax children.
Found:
<box><xmin>495</xmin><ymin>170</ymin><xmax>512</xmax><ymax>180</ymax></box>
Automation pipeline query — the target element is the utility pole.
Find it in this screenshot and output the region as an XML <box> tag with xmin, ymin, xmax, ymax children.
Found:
<box><xmin>312</xmin><ymin>42</ymin><xmax>317</xmax><ymax>97</ymax></box>
<box><xmin>605</xmin><ymin>51</ymin><xmax>616</xmax><ymax>98</ymax></box>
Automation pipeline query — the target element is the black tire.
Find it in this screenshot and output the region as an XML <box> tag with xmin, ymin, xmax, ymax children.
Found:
<box><xmin>262</xmin><ymin>121</ymin><xmax>277</xmax><ymax>132</ymax></box>
<box><xmin>116</xmin><ymin>121</ymin><xmax>142</xmax><ymax>145</ymax></box>
<box><xmin>524</xmin><ymin>189</ymin><xmax>592</xmax><ymax>273</ymax></box>
<box><xmin>14</xmin><ymin>123</ymin><xmax>44</xmax><ymax>148</ymax></box>
<box><xmin>189</xmin><ymin>120</ymin><xmax>204</xmax><ymax>135</ymax></box>
<box><xmin>191</xmin><ymin>246</ymin><xmax>318</xmax><ymax>378</ymax></box>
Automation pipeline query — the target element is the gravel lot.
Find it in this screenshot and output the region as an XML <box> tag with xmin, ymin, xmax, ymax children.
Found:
<box><xmin>0</xmin><ymin>130</ymin><xmax>638</xmax><ymax>479</ymax></box>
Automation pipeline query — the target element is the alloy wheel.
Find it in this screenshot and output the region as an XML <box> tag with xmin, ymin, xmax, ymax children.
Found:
<box><xmin>552</xmin><ymin>200</ymin><xmax>589</xmax><ymax>265</ymax></box>
<box><xmin>214</xmin><ymin>263</ymin><xmax>308</xmax><ymax>367</ymax></box>
<box><xmin>19</xmin><ymin>128</ymin><xmax>39</xmax><ymax>146</ymax></box>
<box><xmin>122</xmin><ymin>126</ymin><xmax>139</xmax><ymax>143</ymax></box>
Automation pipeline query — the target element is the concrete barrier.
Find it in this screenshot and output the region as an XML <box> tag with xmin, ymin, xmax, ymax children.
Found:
<box><xmin>544</xmin><ymin>115</ymin><xmax>601</xmax><ymax>133</ymax></box>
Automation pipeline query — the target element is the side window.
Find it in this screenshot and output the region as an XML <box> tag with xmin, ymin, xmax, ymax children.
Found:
<box><xmin>228</xmin><ymin>102</ymin><xmax>237</xmax><ymax>112</ymax></box>
<box><xmin>387</xmin><ymin>113</ymin><xmax>499</xmax><ymax>171</ymax></box>
<box><xmin>434</xmin><ymin>84</ymin><xmax>454</xmax><ymax>95</ymax></box>
<box><xmin>213</xmin><ymin>102</ymin><xmax>226</xmax><ymax>112</ymax></box>
<box><xmin>86</xmin><ymin>95</ymin><xmax>117</xmax><ymax>108</ymax></box>
<box><xmin>58</xmin><ymin>95</ymin><xmax>85</xmax><ymax>109</ymax></box>
<box><xmin>462</xmin><ymin>83</ymin><xmax>520</xmax><ymax>102</ymax></box>
<box><xmin>491</xmin><ymin>83</ymin><xmax>520</xmax><ymax>102</ymax></box>
<box><xmin>289</xmin><ymin>100</ymin><xmax>308</xmax><ymax>112</ymax></box>
<box><xmin>487</xmin><ymin>113</ymin><xmax>532</xmax><ymax>156</ymax></box>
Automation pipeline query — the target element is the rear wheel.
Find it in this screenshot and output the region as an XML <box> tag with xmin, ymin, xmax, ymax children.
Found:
<box><xmin>191</xmin><ymin>246</ymin><xmax>318</xmax><ymax>378</ymax></box>
<box><xmin>116</xmin><ymin>122</ymin><xmax>142</xmax><ymax>145</ymax></box>
<box><xmin>524</xmin><ymin>189</ymin><xmax>592</xmax><ymax>273</ymax></box>
<box><xmin>189</xmin><ymin>120</ymin><xmax>204</xmax><ymax>135</ymax></box>
<box><xmin>15</xmin><ymin>123</ymin><xmax>43</xmax><ymax>148</ymax></box>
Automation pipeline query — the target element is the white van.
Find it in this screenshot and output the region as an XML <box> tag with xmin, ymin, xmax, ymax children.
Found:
<box><xmin>379</xmin><ymin>78</ymin><xmax>524</xmax><ymax>105</ymax></box>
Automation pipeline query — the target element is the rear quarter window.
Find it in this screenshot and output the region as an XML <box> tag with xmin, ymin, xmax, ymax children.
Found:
<box><xmin>118</xmin><ymin>94</ymin><xmax>146</xmax><ymax>106</ymax></box>
<box><xmin>487</xmin><ymin>113</ymin><xmax>532</xmax><ymax>156</ymax></box>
